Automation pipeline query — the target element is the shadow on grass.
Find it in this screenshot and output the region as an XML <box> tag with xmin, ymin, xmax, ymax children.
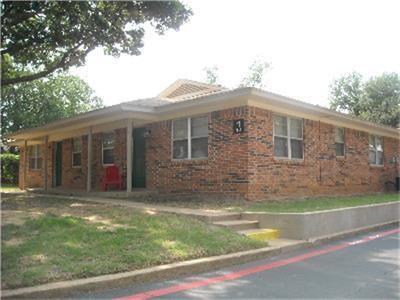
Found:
<box><xmin>1</xmin><ymin>209</ymin><xmax>265</xmax><ymax>289</ymax></box>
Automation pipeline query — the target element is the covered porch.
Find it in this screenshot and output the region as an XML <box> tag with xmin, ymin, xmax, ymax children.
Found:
<box><xmin>10</xmin><ymin>106</ymin><xmax>158</xmax><ymax>194</ymax></box>
<box><xmin>26</xmin><ymin>186</ymin><xmax>157</xmax><ymax>201</ymax></box>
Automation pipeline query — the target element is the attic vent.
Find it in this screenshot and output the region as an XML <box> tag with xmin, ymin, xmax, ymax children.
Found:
<box><xmin>165</xmin><ymin>83</ymin><xmax>210</xmax><ymax>99</ymax></box>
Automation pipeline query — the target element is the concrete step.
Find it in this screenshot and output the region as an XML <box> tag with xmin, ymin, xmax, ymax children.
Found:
<box><xmin>267</xmin><ymin>238</ymin><xmax>303</xmax><ymax>248</ymax></box>
<box><xmin>213</xmin><ymin>220</ymin><xmax>259</xmax><ymax>231</ymax></box>
<box><xmin>239</xmin><ymin>228</ymin><xmax>280</xmax><ymax>241</ymax></box>
<box><xmin>206</xmin><ymin>213</ymin><xmax>242</xmax><ymax>222</ymax></box>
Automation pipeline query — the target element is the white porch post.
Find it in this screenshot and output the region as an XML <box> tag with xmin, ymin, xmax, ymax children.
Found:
<box><xmin>86</xmin><ymin>127</ymin><xmax>93</xmax><ymax>192</ymax></box>
<box><xmin>44</xmin><ymin>136</ymin><xmax>49</xmax><ymax>190</ymax></box>
<box><xmin>23</xmin><ymin>139</ymin><xmax>28</xmax><ymax>190</ymax></box>
<box><xmin>126</xmin><ymin>120</ymin><xmax>133</xmax><ymax>192</ymax></box>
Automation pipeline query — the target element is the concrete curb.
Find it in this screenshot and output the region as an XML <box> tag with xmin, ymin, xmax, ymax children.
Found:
<box><xmin>307</xmin><ymin>220</ymin><xmax>399</xmax><ymax>245</ymax></box>
<box><xmin>2</xmin><ymin>241</ymin><xmax>307</xmax><ymax>299</ymax></box>
<box><xmin>2</xmin><ymin>221</ymin><xmax>398</xmax><ymax>299</ymax></box>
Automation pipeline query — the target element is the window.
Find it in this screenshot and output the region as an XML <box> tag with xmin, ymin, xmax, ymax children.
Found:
<box><xmin>29</xmin><ymin>145</ymin><xmax>42</xmax><ymax>170</ymax></box>
<box><xmin>369</xmin><ymin>135</ymin><xmax>383</xmax><ymax>165</ymax></box>
<box><xmin>172</xmin><ymin>116</ymin><xmax>208</xmax><ymax>159</ymax></box>
<box><xmin>72</xmin><ymin>137</ymin><xmax>82</xmax><ymax>167</ymax></box>
<box><xmin>273</xmin><ymin>115</ymin><xmax>303</xmax><ymax>159</ymax></box>
<box><xmin>102</xmin><ymin>132</ymin><xmax>115</xmax><ymax>165</ymax></box>
<box><xmin>335</xmin><ymin>127</ymin><xmax>345</xmax><ymax>156</ymax></box>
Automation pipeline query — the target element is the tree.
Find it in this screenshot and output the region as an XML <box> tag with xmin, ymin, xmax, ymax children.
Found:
<box><xmin>329</xmin><ymin>72</ymin><xmax>400</xmax><ymax>127</ymax></box>
<box><xmin>1</xmin><ymin>1</ymin><xmax>192</xmax><ymax>86</ymax></box>
<box><xmin>239</xmin><ymin>58</ymin><xmax>270</xmax><ymax>88</ymax></box>
<box><xmin>1</xmin><ymin>74</ymin><xmax>103</xmax><ymax>138</ymax></box>
<box><xmin>360</xmin><ymin>73</ymin><xmax>400</xmax><ymax>127</ymax></box>
<box><xmin>329</xmin><ymin>72</ymin><xmax>364</xmax><ymax>115</ymax></box>
<box><xmin>0</xmin><ymin>153</ymin><xmax>19</xmax><ymax>184</ymax></box>
<box><xmin>203</xmin><ymin>65</ymin><xmax>219</xmax><ymax>85</ymax></box>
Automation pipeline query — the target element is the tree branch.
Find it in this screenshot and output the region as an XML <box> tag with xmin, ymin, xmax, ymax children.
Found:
<box><xmin>5</xmin><ymin>11</ymin><xmax>38</xmax><ymax>28</ymax></box>
<box><xmin>1</xmin><ymin>51</ymin><xmax>71</xmax><ymax>86</ymax></box>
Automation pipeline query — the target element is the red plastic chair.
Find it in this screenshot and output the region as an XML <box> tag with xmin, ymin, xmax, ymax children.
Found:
<box><xmin>102</xmin><ymin>166</ymin><xmax>122</xmax><ymax>191</ymax></box>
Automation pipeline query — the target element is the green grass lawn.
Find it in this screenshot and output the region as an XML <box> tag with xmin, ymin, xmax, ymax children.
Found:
<box><xmin>246</xmin><ymin>193</ymin><xmax>400</xmax><ymax>213</ymax></box>
<box><xmin>0</xmin><ymin>183</ymin><xmax>20</xmax><ymax>192</ymax></box>
<box><xmin>136</xmin><ymin>193</ymin><xmax>399</xmax><ymax>213</ymax></box>
<box><xmin>1</xmin><ymin>195</ymin><xmax>264</xmax><ymax>289</ymax></box>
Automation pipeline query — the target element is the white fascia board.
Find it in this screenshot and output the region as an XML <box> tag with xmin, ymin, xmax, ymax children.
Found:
<box><xmin>249</xmin><ymin>88</ymin><xmax>399</xmax><ymax>139</ymax></box>
<box><xmin>6</xmin><ymin>104</ymin><xmax>125</xmax><ymax>140</ymax></box>
<box><xmin>155</xmin><ymin>87</ymin><xmax>398</xmax><ymax>139</ymax></box>
<box><xmin>6</xmin><ymin>86</ymin><xmax>399</xmax><ymax>143</ymax></box>
<box><xmin>6</xmin><ymin>104</ymin><xmax>157</xmax><ymax>140</ymax></box>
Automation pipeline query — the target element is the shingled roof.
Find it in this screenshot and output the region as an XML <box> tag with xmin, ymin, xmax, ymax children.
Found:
<box><xmin>123</xmin><ymin>79</ymin><xmax>229</xmax><ymax>108</ymax></box>
<box><xmin>6</xmin><ymin>79</ymin><xmax>399</xmax><ymax>143</ymax></box>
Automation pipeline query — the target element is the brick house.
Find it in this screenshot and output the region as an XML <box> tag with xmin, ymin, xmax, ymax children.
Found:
<box><xmin>8</xmin><ymin>79</ymin><xmax>400</xmax><ymax>201</ymax></box>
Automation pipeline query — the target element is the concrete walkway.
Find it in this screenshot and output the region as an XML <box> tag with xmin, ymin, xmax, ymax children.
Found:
<box><xmin>32</xmin><ymin>191</ymin><xmax>282</xmax><ymax>241</ymax></box>
<box><xmin>33</xmin><ymin>192</ymin><xmax>238</xmax><ymax>222</ymax></box>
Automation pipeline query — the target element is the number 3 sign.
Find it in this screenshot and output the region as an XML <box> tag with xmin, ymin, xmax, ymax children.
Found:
<box><xmin>233</xmin><ymin>119</ymin><xmax>244</xmax><ymax>134</ymax></box>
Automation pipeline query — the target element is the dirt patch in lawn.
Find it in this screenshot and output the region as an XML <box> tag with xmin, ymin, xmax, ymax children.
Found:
<box><xmin>3</xmin><ymin>237</ymin><xmax>25</xmax><ymax>247</ymax></box>
<box><xmin>1</xmin><ymin>194</ymin><xmax>127</xmax><ymax>228</ymax></box>
<box><xmin>1</xmin><ymin>194</ymin><xmax>265</xmax><ymax>289</ymax></box>
<box><xmin>1</xmin><ymin>210</ymin><xmax>43</xmax><ymax>226</ymax></box>
<box><xmin>82</xmin><ymin>215</ymin><xmax>132</xmax><ymax>231</ymax></box>
<box><xmin>1</xmin><ymin>194</ymin><xmax>135</xmax><ymax>233</ymax></box>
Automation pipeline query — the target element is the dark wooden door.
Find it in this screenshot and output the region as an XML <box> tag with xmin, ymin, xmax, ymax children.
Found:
<box><xmin>55</xmin><ymin>142</ymin><xmax>62</xmax><ymax>186</ymax></box>
<box><xmin>133</xmin><ymin>128</ymin><xmax>146</xmax><ymax>188</ymax></box>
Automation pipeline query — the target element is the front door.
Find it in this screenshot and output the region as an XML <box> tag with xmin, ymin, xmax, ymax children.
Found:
<box><xmin>133</xmin><ymin>128</ymin><xmax>146</xmax><ymax>188</ymax></box>
<box><xmin>54</xmin><ymin>141</ymin><xmax>62</xmax><ymax>187</ymax></box>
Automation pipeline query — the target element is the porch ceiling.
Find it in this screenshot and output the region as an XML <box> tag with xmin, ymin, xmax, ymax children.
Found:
<box><xmin>8</xmin><ymin>110</ymin><xmax>157</xmax><ymax>146</ymax></box>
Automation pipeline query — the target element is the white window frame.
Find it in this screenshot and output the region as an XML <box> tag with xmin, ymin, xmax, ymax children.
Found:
<box><xmin>102</xmin><ymin>131</ymin><xmax>115</xmax><ymax>166</ymax></box>
<box><xmin>273</xmin><ymin>114</ymin><xmax>304</xmax><ymax>160</ymax></box>
<box><xmin>335</xmin><ymin>127</ymin><xmax>345</xmax><ymax>157</ymax></box>
<box><xmin>369</xmin><ymin>135</ymin><xmax>384</xmax><ymax>166</ymax></box>
<box><xmin>172</xmin><ymin>116</ymin><xmax>208</xmax><ymax>160</ymax></box>
<box><xmin>72</xmin><ymin>137</ymin><xmax>82</xmax><ymax>168</ymax></box>
<box><xmin>29</xmin><ymin>144</ymin><xmax>42</xmax><ymax>170</ymax></box>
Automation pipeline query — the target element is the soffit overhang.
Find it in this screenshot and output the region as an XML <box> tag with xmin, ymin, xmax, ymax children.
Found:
<box><xmin>7</xmin><ymin>87</ymin><xmax>399</xmax><ymax>145</ymax></box>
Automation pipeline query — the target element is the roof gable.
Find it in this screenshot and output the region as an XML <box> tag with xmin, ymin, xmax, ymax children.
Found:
<box><xmin>158</xmin><ymin>79</ymin><xmax>226</xmax><ymax>101</ymax></box>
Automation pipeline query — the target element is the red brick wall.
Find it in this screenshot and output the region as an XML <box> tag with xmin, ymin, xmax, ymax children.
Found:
<box><xmin>18</xmin><ymin>147</ymin><xmax>26</xmax><ymax>189</ymax></box>
<box><xmin>60</xmin><ymin>137</ymin><xmax>87</xmax><ymax>189</ymax></box>
<box><xmin>19</xmin><ymin>128</ymin><xmax>127</xmax><ymax>191</ymax></box>
<box><xmin>18</xmin><ymin>106</ymin><xmax>399</xmax><ymax>200</ymax></box>
<box><xmin>246</xmin><ymin>107</ymin><xmax>399</xmax><ymax>200</ymax></box>
<box><xmin>91</xmin><ymin>128</ymin><xmax>127</xmax><ymax>190</ymax></box>
<box><xmin>145</xmin><ymin>106</ymin><xmax>399</xmax><ymax>200</ymax></box>
<box><xmin>18</xmin><ymin>143</ymin><xmax>52</xmax><ymax>189</ymax></box>
<box><xmin>61</xmin><ymin>128</ymin><xmax>127</xmax><ymax>191</ymax></box>
<box><xmin>145</xmin><ymin>107</ymin><xmax>250</xmax><ymax>199</ymax></box>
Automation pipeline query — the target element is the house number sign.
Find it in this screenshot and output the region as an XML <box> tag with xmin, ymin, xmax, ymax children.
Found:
<box><xmin>233</xmin><ymin>119</ymin><xmax>244</xmax><ymax>134</ymax></box>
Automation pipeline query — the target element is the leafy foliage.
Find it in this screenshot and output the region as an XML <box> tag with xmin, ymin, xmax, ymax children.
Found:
<box><xmin>203</xmin><ymin>65</ymin><xmax>219</xmax><ymax>85</ymax></box>
<box><xmin>360</xmin><ymin>73</ymin><xmax>400</xmax><ymax>127</ymax></box>
<box><xmin>1</xmin><ymin>1</ymin><xmax>192</xmax><ymax>85</ymax></box>
<box><xmin>239</xmin><ymin>58</ymin><xmax>270</xmax><ymax>88</ymax></box>
<box><xmin>329</xmin><ymin>72</ymin><xmax>364</xmax><ymax>115</ymax></box>
<box><xmin>202</xmin><ymin>58</ymin><xmax>271</xmax><ymax>88</ymax></box>
<box><xmin>329</xmin><ymin>72</ymin><xmax>400</xmax><ymax>127</ymax></box>
<box><xmin>0</xmin><ymin>153</ymin><xmax>19</xmax><ymax>184</ymax></box>
<box><xmin>1</xmin><ymin>74</ymin><xmax>103</xmax><ymax>137</ymax></box>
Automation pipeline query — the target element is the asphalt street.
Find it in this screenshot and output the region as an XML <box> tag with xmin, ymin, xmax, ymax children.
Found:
<box><xmin>77</xmin><ymin>225</ymin><xmax>400</xmax><ymax>299</ymax></box>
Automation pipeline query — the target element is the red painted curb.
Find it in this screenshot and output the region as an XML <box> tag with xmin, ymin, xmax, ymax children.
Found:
<box><xmin>116</xmin><ymin>228</ymin><xmax>400</xmax><ymax>300</ymax></box>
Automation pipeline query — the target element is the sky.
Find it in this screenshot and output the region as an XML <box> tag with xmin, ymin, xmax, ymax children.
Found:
<box><xmin>71</xmin><ymin>0</ymin><xmax>400</xmax><ymax>108</ymax></box>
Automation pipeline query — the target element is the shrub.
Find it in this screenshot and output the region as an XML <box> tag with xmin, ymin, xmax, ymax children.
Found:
<box><xmin>1</xmin><ymin>153</ymin><xmax>19</xmax><ymax>184</ymax></box>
